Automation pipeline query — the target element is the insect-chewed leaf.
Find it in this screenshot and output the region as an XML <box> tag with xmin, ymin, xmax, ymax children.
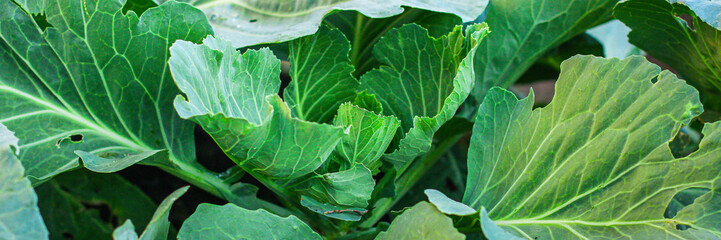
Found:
<box><xmin>616</xmin><ymin>0</ymin><xmax>721</xmax><ymax>111</ymax></box>
<box><xmin>0</xmin><ymin>0</ymin><xmax>212</xmax><ymax>181</ymax></box>
<box><xmin>469</xmin><ymin>0</ymin><xmax>618</xmax><ymax>104</ymax></box>
<box><xmin>464</xmin><ymin>55</ymin><xmax>721</xmax><ymax>239</ymax></box>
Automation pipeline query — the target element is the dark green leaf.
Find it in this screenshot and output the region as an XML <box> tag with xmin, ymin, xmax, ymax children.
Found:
<box><xmin>325</xmin><ymin>9</ymin><xmax>463</xmax><ymax>77</ymax></box>
<box><xmin>360</xmin><ymin>23</ymin><xmax>488</xmax><ymax>174</ymax></box>
<box><xmin>616</xmin><ymin>0</ymin><xmax>721</xmax><ymax>111</ymax></box>
<box><xmin>111</xmin><ymin>186</ymin><xmax>188</xmax><ymax>240</ymax></box>
<box><xmin>0</xmin><ymin>0</ymin><xmax>213</xmax><ymax>180</ymax></box>
<box><xmin>470</xmin><ymin>0</ymin><xmax>617</xmax><ymax>104</ymax></box>
<box><xmin>285</xmin><ymin>25</ymin><xmax>359</xmax><ymax>123</ymax></box>
<box><xmin>36</xmin><ymin>170</ymin><xmax>158</xmax><ymax>240</ymax></box>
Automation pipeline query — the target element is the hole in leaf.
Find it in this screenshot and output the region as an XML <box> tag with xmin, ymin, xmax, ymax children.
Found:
<box><xmin>675</xmin><ymin>14</ymin><xmax>695</xmax><ymax>31</ymax></box>
<box><xmin>664</xmin><ymin>187</ymin><xmax>709</xmax><ymax>230</ymax></box>
<box><xmin>32</xmin><ymin>14</ymin><xmax>53</xmax><ymax>31</ymax></box>
<box><xmin>81</xmin><ymin>201</ymin><xmax>113</xmax><ymax>224</ymax></box>
<box><xmin>69</xmin><ymin>134</ymin><xmax>83</xmax><ymax>142</ymax></box>
<box><xmin>61</xmin><ymin>232</ymin><xmax>74</xmax><ymax>239</ymax></box>
<box><xmin>445</xmin><ymin>178</ymin><xmax>458</xmax><ymax>192</ymax></box>
<box><xmin>56</xmin><ymin>134</ymin><xmax>84</xmax><ymax>147</ymax></box>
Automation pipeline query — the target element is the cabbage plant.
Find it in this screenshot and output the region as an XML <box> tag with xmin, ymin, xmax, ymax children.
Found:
<box><xmin>1</xmin><ymin>0</ymin><xmax>720</xmax><ymax>239</ymax></box>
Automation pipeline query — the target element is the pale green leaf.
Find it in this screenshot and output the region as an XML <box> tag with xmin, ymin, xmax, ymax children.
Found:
<box><xmin>425</xmin><ymin>189</ymin><xmax>476</xmax><ymax>216</ymax></box>
<box><xmin>170</xmin><ymin>36</ymin><xmax>345</xmax><ymax>179</ymax></box>
<box><xmin>333</xmin><ymin>103</ymin><xmax>400</xmax><ymax>172</ymax></box>
<box><xmin>0</xmin><ymin>0</ymin><xmax>213</xmax><ymax>180</ymax></box>
<box><xmin>464</xmin><ymin>55</ymin><xmax>721</xmax><ymax>239</ymax></box>
<box><xmin>113</xmin><ymin>220</ymin><xmax>139</xmax><ymax>240</ymax></box>
<box><xmin>470</xmin><ymin>0</ymin><xmax>618</xmax><ymax>104</ymax></box>
<box><xmin>375</xmin><ymin>202</ymin><xmax>464</xmax><ymax>240</ymax></box>
<box><xmin>178</xmin><ymin>203</ymin><xmax>322</xmax><ymax>240</ymax></box>
<box><xmin>291</xmin><ymin>164</ymin><xmax>375</xmax><ymax>208</ymax></box>
<box><xmin>78</xmin><ymin>150</ymin><xmax>163</xmax><ymax>173</ymax></box>
<box><xmin>300</xmin><ymin>196</ymin><xmax>365</xmax><ymax>221</ymax></box>
<box><xmin>360</xmin><ymin>23</ymin><xmax>488</xmax><ymax>174</ymax></box>
<box><xmin>616</xmin><ymin>0</ymin><xmax>721</xmax><ymax>111</ymax></box>
<box><xmin>0</xmin><ymin>123</ymin><xmax>48</xmax><ymax>240</ymax></box>
<box><xmin>154</xmin><ymin>0</ymin><xmax>488</xmax><ymax>48</ymax></box>
<box><xmin>285</xmin><ymin>25</ymin><xmax>359</xmax><ymax>123</ymax></box>
<box><xmin>479</xmin><ymin>208</ymin><xmax>523</xmax><ymax>240</ymax></box>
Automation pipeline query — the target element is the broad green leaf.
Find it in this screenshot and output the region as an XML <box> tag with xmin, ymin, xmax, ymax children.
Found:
<box><xmin>178</xmin><ymin>203</ymin><xmax>322</xmax><ymax>240</ymax></box>
<box><xmin>154</xmin><ymin>0</ymin><xmax>488</xmax><ymax>48</ymax></box>
<box><xmin>470</xmin><ymin>0</ymin><xmax>617</xmax><ymax>104</ymax></box>
<box><xmin>291</xmin><ymin>164</ymin><xmax>375</xmax><ymax>208</ymax></box>
<box><xmin>112</xmin><ymin>186</ymin><xmax>189</xmax><ymax>240</ymax></box>
<box><xmin>36</xmin><ymin>170</ymin><xmax>159</xmax><ymax>240</ymax></box>
<box><xmin>668</xmin><ymin>0</ymin><xmax>721</xmax><ymax>30</ymax></box>
<box><xmin>333</xmin><ymin>103</ymin><xmax>400</xmax><ymax>172</ymax></box>
<box><xmin>375</xmin><ymin>201</ymin><xmax>464</xmax><ymax>240</ymax></box>
<box><xmin>616</xmin><ymin>0</ymin><xmax>721</xmax><ymax>111</ymax></box>
<box><xmin>324</xmin><ymin>9</ymin><xmax>463</xmax><ymax>77</ymax></box>
<box><xmin>285</xmin><ymin>25</ymin><xmax>359</xmax><ymax>123</ymax></box>
<box><xmin>170</xmin><ymin>36</ymin><xmax>345</xmax><ymax>179</ymax></box>
<box><xmin>425</xmin><ymin>189</ymin><xmax>475</xmax><ymax>216</ymax></box>
<box><xmin>0</xmin><ymin>0</ymin><xmax>212</xmax><ymax>181</ymax></box>
<box><xmin>464</xmin><ymin>55</ymin><xmax>721</xmax><ymax>239</ymax></box>
<box><xmin>360</xmin><ymin>23</ymin><xmax>488</xmax><ymax>174</ymax></box>
<box><xmin>0</xmin><ymin>123</ymin><xmax>48</xmax><ymax>240</ymax></box>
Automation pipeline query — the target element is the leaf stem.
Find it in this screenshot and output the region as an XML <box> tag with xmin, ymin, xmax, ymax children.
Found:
<box><xmin>245</xmin><ymin>170</ymin><xmax>341</xmax><ymax>236</ymax></box>
<box><xmin>359</xmin><ymin>133</ymin><xmax>465</xmax><ymax>228</ymax></box>
<box><xmin>147</xmin><ymin>159</ymin><xmax>292</xmax><ymax>217</ymax></box>
<box><xmin>350</xmin><ymin>12</ymin><xmax>365</xmax><ymax>67</ymax></box>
